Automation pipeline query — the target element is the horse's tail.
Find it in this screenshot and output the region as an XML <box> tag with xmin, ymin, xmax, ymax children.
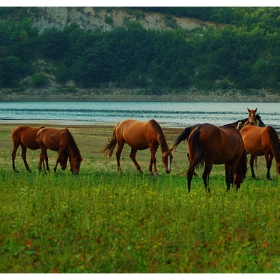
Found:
<box><xmin>101</xmin><ymin>127</ymin><xmax>117</xmax><ymax>157</ymax></box>
<box><xmin>188</xmin><ymin>126</ymin><xmax>205</xmax><ymax>170</ymax></box>
<box><xmin>235</xmin><ymin>148</ymin><xmax>248</xmax><ymax>184</ymax></box>
<box><xmin>172</xmin><ymin>124</ymin><xmax>200</xmax><ymax>150</ymax></box>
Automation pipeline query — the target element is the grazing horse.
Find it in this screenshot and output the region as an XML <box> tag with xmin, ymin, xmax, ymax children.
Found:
<box><xmin>102</xmin><ymin>119</ymin><xmax>173</xmax><ymax>175</ymax></box>
<box><xmin>240</xmin><ymin>125</ymin><xmax>280</xmax><ymax>180</ymax></box>
<box><xmin>37</xmin><ymin>128</ymin><xmax>83</xmax><ymax>174</ymax></box>
<box><xmin>176</xmin><ymin>123</ymin><xmax>247</xmax><ymax>192</ymax></box>
<box><xmin>12</xmin><ymin>125</ymin><xmax>45</xmax><ymax>172</ymax></box>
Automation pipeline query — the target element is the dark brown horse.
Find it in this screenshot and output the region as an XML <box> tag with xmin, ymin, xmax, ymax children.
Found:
<box><xmin>175</xmin><ymin>123</ymin><xmax>247</xmax><ymax>192</ymax></box>
<box><xmin>102</xmin><ymin>119</ymin><xmax>173</xmax><ymax>175</ymax></box>
<box><xmin>240</xmin><ymin>125</ymin><xmax>280</xmax><ymax>180</ymax></box>
<box><xmin>37</xmin><ymin>128</ymin><xmax>83</xmax><ymax>174</ymax></box>
<box><xmin>12</xmin><ymin>125</ymin><xmax>45</xmax><ymax>172</ymax></box>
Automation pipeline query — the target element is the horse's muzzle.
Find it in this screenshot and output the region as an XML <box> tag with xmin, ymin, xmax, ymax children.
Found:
<box><xmin>166</xmin><ymin>169</ymin><xmax>171</xmax><ymax>174</ymax></box>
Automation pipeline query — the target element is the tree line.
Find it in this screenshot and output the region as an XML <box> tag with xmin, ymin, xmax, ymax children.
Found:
<box><xmin>0</xmin><ymin>7</ymin><xmax>280</xmax><ymax>93</ymax></box>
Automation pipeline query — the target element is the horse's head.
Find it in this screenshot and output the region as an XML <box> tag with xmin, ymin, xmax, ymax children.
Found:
<box><xmin>59</xmin><ymin>150</ymin><xmax>69</xmax><ymax>170</ymax></box>
<box><xmin>162</xmin><ymin>148</ymin><xmax>173</xmax><ymax>174</ymax></box>
<box><xmin>247</xmin><ymin>108</ymin><xmax>258</xmax><ymax>125</ymax></box>
<box><xmin>70</xmin><ymin>155</ymin><xmax>83</xmax><ymax>175</ymax></box>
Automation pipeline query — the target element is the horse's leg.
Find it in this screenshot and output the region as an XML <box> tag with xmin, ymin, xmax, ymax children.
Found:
<box><xmin>38</xmin><ymin>151</ymin><xmax>44</xmax><ymax>171</ymax></box>
<box><xmin>116</xmin><ymin>142</ymin><xmax>124</xmax><ymax>173</ymax></box>
<box><xmin>249</xmin><ymin>155</ymin><xmax>256</xmax><ymax>178</ymax></box>
<box><xmin>21</xmin><ymin>144</ymin><xmax>32</xmax><ymax>172</ymax></box>
<box><xmin>45</xmin><ymin>152</ymin><xmax>50</xmax><ymax>172</ymax></box>
<box><xmin>187</xmin><ymin>166</ymin><xmax>195</xmax><ymax>192</ymax></box>
<box><xmin>187</xmin><ymin>153</ymin><xmax>197</xmax><ymax>176</ymax></box>
<box><xmin>149</xmin><ymin>144</ymin><xmax>159</xmax><ymax>176</ymax></box>
<box><xmin>254</xmin><ymin>156</ymin><xmax>258</xmax><ymax>178</ymax></box>
<box><xmin>265</xmin><ymin>153</ymin><xmax>273</xmax><ymax>180</ymax></box>
<box><xmin>225</xmin><ymin>163</ymin><xmax>232</xmax><ymax>191</ymax></box>
<box><xmin>130</xmin><ymin>148</ymin><xmax>143</xmax><ymax>174</ymax></box>
<box><xmin>12</xmin><ymin>141</ymin><xmax>19</xmax><ymax>172</ymax></box>
<box><xmin>38</xmin><ymin>145</ymin><xmax>48</xmax><ymax>172</ymax></box>
<box><xmin>202</xmin><ymin>161</ymin><xmax>213</xmax><ymax>193</ymax></box>
<box><xmin>54</xmin><ymin>152</ymin><xmax>59</xmax><ymax>173</ymax></box>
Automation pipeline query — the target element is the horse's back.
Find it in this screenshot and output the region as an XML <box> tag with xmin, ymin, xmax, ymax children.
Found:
<box><xmin>242</xmin><ymin>125</ymin><xmax>280</xmax><ymax>153</ymax></box>
<box><xmin>37</xmin><ymin>127</ymin><xmax>63</xmax><ymax>151</ymax></box>
<box><xmin>190</xmin><ymin>123</ymin><xmax>244</xmax><ymax>164</ymax></box>
<box><xmin>12</xmin><ymin>125</ymin><xmax>43</xmax><ymax>150</ymax></box>
<box><xmin>115</xmin><ymin>119</ymin><xmax>157</xmax><ymax>149</ymax></box>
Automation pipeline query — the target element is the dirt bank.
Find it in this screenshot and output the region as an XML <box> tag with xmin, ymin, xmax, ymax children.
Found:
<box><xmin>0</xmin><ymin>88</ymin><xmax>279</xmax><ymax>102</ymax></box>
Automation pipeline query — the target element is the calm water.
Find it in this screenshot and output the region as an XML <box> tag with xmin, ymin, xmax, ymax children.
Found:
<box><xmin>0</xmin><ymin>101</ymin><xmax>279</xmax><ymax>128</ymax></box>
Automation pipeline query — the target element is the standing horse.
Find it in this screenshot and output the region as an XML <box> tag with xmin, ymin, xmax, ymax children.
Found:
<box><xmin>240</xmin><ymin>125</ymin><xmax>280</xmax><ymax>180</ymax></box>
<box><xmin>236</xmin><ymin>108</ymin><xmax>260</xmax><ymax>131</ymax></box>
<box><xmin>12</xmin><ymin>125</ymin><xmax>45</xmax><ymax>172</ymax></box>
<box><xmin>37</xmin><ymin>128</ymin><xmax>83</xmax><ymax>174</ymax></box>
<box><xmin>178</xmin><ymin>123</ymin><xmax>247</xmax><ymax>192</ymax></box>
<box><xmin>102</xmin><ymin>119</ymin><xmax>173</xmax><ymax>175</ymax></box>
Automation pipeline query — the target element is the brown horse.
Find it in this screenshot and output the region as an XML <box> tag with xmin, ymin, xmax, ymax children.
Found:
<box><xmin>182</xmin><ymin>123</ymin><xmax>247</xmax><ymax>192</ymax></box>
<box><xmin>102</xmin><ymin>119</ymin><xmax>173</xmax><ymax>175</ymax></box>
<box><xmin>37</xmin><ymin>128</ymin><xmax>83</xmax><ymax>174</ymax></box>
<box><xmin>236</xmin><ymin>108</ymin><xmax>259</xmax><ymax>130</ymax></box>
<box><xmin>12</xmin><ymin>125</ymin><xmax>45</xmax><ymax>172</ymax></box>
<box><xmin>240</xmin><ymin>125</ymin><xmax>280</xmax><ymax>180</ymax></box>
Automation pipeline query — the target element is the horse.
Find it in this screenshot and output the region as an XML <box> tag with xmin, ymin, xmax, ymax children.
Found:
<box><xmin>37</xmin><ymin>128</ymin><xmax>83</xmax><ymax>174</ymax></box>
<box><xmin>239</xmin><ymin>125</ymin><xmax>280</xmax><ymax>180</ymax></box>
<box><xmin>102</xmin><ymin>119</ymin><xmax>173</xmax><ymax>175</ymax></box>
<box><xmin>175</xmin><ymin>123</ymin><xmax>247</xmax><ymax>192</ymax></box>
<box><xmin>12</xmin><ymin>125</ymin><xmax>45</xmax><ymax>172</ymax></box>
<box><xmin>236</xmin><ymin>108</ymin><xmax>261</xmax><ymax>131</ymax></box>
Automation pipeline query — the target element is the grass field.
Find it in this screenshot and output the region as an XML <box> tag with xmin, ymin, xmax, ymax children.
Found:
<box><xmin>0</xmin><ymin>123</ymin><xmax>280</xmax><ymax>273</ymax></box>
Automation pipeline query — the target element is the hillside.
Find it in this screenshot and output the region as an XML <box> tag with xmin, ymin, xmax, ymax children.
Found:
<box><xmin>29</xmin><ymin>7</ymin><xmax>221</xmax><ymax>33</ymax></box>
<box><xmin>1</xmin><ymin>7</ymin><xmax>280</xmax><ymax>102</ymax></box>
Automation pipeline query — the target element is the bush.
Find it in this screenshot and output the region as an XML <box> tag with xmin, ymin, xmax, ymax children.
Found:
<box><xmin>31</xmin><ymin>73</ymin><xmax>48</xmax><ymax>88</ymax></box>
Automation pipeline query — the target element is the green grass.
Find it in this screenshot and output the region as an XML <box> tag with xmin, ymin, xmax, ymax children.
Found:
<box><xmin>1</xmin><ymin>169</ymin><xmax>280</xmax><ymax>272</ymax></box>
<box><xmin>1</xmin><ymin>124</ymin><xmax>280</xmax><ymax>272</ymax></box>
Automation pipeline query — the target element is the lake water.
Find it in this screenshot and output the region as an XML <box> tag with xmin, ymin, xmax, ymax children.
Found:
<box><xmin>0</xmin><ymin>101</ymin><xmax>279</xmax><ymax>129</ymax></box>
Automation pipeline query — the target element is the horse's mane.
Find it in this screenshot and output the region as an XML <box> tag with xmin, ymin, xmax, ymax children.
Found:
<box><xmin>149</xmin><ymin>119</ymin><xmax>169</xmax><ymax>150</ymax></box>
<box><xmin>65</xmin><ymin>129</ymin><xmax>82</xmax><ymax>158</ymax></box>
<box><xmin>267</xmin><ymin>126</ymin><xmax>280</xmax><ymax>161</ymax></box>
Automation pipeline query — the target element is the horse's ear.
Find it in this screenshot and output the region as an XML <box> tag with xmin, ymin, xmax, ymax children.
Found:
<box><xmin>255</xmin><ymin>108</ymin><xmax>258</xmax><ymax>113</ymax></box>
<box><xmin>247</xmin><ymin>108</ymin><xmax>250</xmax><ymax>112</ymax></box>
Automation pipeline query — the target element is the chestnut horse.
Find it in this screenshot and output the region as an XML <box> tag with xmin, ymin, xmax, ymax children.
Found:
<box><xmin>12</xmin><ymin>125</ymin><xmax>45</xmax><ymax>172</ymax></box>
<box><xmin>174</xmin><ymin>123</ymin><xmax>247</xmax><ymax>192</ymax></box>
<box><xmin>37</xmin><ymin>128</ymin><xmax>83</xmax><ymax>174</ymax></box>
<box><xmin>240</xmin><ymin>125</ymin><xmax>280</xmax><ymax>180</ymax></box>
<box><xmin>236</xmin><ymin>108</ymin><xmax>260</xmax><ymax>131</ymax></box>
<box><xmin>102</xmin><ymin>119</ymin><xmax>173</xmax><ymax>175</ymax></box>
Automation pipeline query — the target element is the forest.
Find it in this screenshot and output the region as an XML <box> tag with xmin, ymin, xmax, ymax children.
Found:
<box><xmin>0</xmin><ymin>7</ymin><xmax>280</xmax><ymax>93</ymax></box>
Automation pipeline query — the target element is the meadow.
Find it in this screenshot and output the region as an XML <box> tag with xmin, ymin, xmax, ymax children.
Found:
<box><xmin>0</xmin><ymin>123</ymin><xmax>280</xmax><ymax>273</ymax></box>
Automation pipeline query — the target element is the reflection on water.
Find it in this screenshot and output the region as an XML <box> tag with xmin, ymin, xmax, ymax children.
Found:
<box><xmin>0</xmin><ymin>101</ymin><xmax>279</xmax><ymax>128</ymax></box>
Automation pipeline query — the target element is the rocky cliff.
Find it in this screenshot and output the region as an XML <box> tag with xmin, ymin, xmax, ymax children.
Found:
<box><xmin>30</xmin><ymin>7</ymin><xmax>220</xmax><ymax>33</ymax></box>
